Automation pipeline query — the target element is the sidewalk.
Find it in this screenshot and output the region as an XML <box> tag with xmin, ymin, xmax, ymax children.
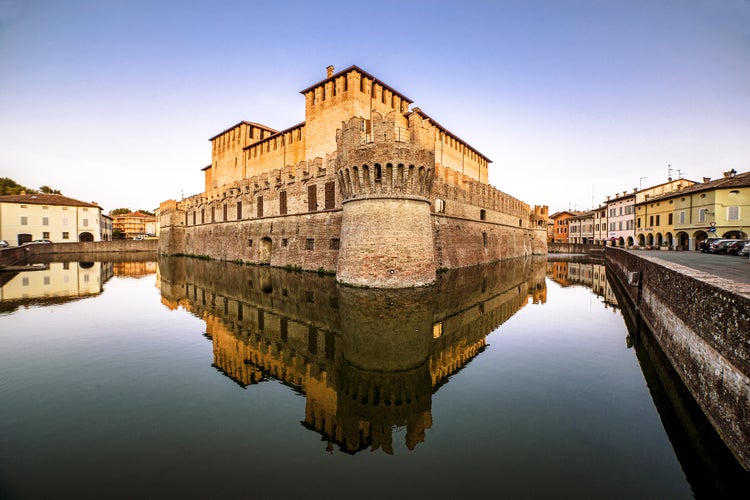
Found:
<box><xmin>621</xmin><ymin>249</ymin><xmax>750</xmax><ymax>286</ymax></box>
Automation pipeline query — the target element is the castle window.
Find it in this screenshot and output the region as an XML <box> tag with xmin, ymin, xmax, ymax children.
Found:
<box><xmin>308</xmin><ymin>185</ymin><xmax>318</xmax><ymax>212</ymax></box>
<box><xmin>482</xmin><ymin>232</ymin><xmax>487</xmax><ymax>248</ymax></box>
<box><xmin>330</xmin><ymin>238</ymin><xmax>340</xmax><ymax>250</ymax></box>
<box><xmin>193</xmin><ymin>211</ymin><xmax>196</xmax><ymax>225</ymax></box>
<box><xmin>308</xmin><ymin>326</ymin><xmax>317</xmax><ymax>354</ymax></box>
<box><xmin>247</xmin><ymin>239</ymin><xmax>253</xmax><ymax>247</ymax></box>
<box><xmin>374</xmin><ymin>164</ymin><xmax>382</xmax><ymax>182</ymax></box>
<box><xmin>223</xmin><ymin>204</ymin><xmax>227</xmax><ymax>221</ymax></box>
<box><xmin>435</xmin><ymin>199</ymin><xmax>445</xmax><ymax>213</ymax></box>
<box><xmin>306</xmin><ymin>238</ymin><xmax>314</xmax><ymax>250</ymax></box>
<box><xmin>480</xmin><ymin>209</ymin><xmax>486</xmax><ymax>221</ymax></box>
<box><xmin>236</xmin><ymin>201</ymin><xmax>242</xmax><ymax>220</ymax></box>
<box><xmin>279</xmin><ymin>191</ymin><xmax>288</xmax><ymax>215</ymax></box>
<box><xmin>257</xmin><ymin>196</ymin><xmax>264</xmax><ymax>217</ymax></box>
<box><xmin>281</xmin><ymin>238</ymin><xmax>288</xmax><ymax>248</ymax></box>
<box><xmin>211</xmin><ymin>207</ymin><xmax>215</xmax><ymax>223</ymax></box>
<box><xmin>201</xmin><ymin>209</ymin><xmax>205</xmax><ymax>224</ymax></box>
<box><xmin>324</xmin><ymin>182</ymin><xmax>335</xmax><ymax>210</ymax></box>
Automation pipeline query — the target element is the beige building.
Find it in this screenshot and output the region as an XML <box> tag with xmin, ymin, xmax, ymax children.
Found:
<box><xmin>112</xmin><ymin>211</ymin><xmax>156</xmax><ymax>239</ymax></box>
<box><xmin>0</xmin><ymin>193</ymin><xmax>103</xmax><ymax>245</ymax></box>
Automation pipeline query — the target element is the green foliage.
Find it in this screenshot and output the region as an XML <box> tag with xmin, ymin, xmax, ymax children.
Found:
<box><xmin>110</xmin><ymin>208</ymin><xmax>132</xmax><ymax>216</ymax></box>
<box><xmin>137</xmin><ymin>209</ymin><xmax>155</xmax><ymax>216</ymax></box>
<box><xmin>0</xmin><ymin>177</ymin><xmax>33</xmax><ymax>195</ymax></box>
<box><xmin>0</xmin><ymin>178</ymin><xmax>63</xmax><ymax>196</ymax></box>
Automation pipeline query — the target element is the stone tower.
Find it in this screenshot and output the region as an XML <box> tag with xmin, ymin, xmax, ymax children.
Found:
<box><xmin>335</xmin><ymin>111</ymin><xmax>436</xmax><ymax>288</ymax></box>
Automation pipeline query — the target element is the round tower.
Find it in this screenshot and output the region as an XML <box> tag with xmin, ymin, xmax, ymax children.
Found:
<box><xmin>335</xmin><ymin>112</ymin><xmax>436</xmax><ymax>288</ymax></box>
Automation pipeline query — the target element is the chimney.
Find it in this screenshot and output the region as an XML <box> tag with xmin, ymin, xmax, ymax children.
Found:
<box><xmin>703</xmin><ymin>177</ymin><xmax>711</xmax><ymax>183</ymax></box>
<box><xmin>326</xmin><ymin>65</ymin><xmax>335</xmax><ymax>78</ymax></box>
<box><xmin>21</xmin><ymin>190</ymin><xmax>26</xmax><ymax>195</ymax></box>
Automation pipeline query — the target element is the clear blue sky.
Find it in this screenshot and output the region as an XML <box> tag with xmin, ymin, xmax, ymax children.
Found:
<box><xmin>1</xmin><ymin>0</ymin><xmax>748</xmax><ymax>214</ymax></box>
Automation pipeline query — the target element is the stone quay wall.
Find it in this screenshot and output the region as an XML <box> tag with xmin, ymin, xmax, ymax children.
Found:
<box><xmin>0</xmin><ymin>240</ymin><xmax>157</xmax><ymax>266</ymax></box>
<box><xmin>605</xmin><ymin>247</ymin><xmax>750</xmax><ymax>470</ymax></box>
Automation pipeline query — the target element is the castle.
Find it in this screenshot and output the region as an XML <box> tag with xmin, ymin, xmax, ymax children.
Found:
<box><xmin>158</xmin><ymin>65</ymin><xmax>547</xmax><ymax>287</ymax></box>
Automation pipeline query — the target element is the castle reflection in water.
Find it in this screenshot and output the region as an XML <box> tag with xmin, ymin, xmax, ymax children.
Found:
<box><xmin>158</xmin><ymin>255</ymin><xmax>556</xmax><ymax>454</ymax></box>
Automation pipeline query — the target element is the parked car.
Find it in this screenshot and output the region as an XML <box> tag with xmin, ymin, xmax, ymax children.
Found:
<box><xmin>699</xmin><ymin>237</ymin><xmax>724</xmax><ymax>253</ymax></box>
<box><xmin>0</xmin><ymin>239</ymin><xmax>8</xmax><ymax>248</ymax></box>
<box><xmin>739</xmin><ymin>242</ymin><xmax>750</xmax><ymax>257</ymax></box>
<box><xmin>30</xmin><ymin>239</ymin><xmax>52</xmax><ymax>244</ymax></box>
<box><xmin>727</xmin><ymin>240</ymin><xmax>750</xmax><ymax>255</ymax></box>
<box><xmin>708</xmin><ymin>239</ymin><xmax>735</xmax><ymax>254</ymax></box>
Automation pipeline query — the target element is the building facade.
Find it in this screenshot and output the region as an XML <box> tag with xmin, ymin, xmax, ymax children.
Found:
<box><xmin>0</xmin><ymin>193</ymin><xmax>103</xmax><ymax>245</ymax></box>
<box><xmin>158</xmin><ymin>65</ymin><xmax>547</xmax><ymax>288</ymax></box>
<box><xmin>112</xmin><ymin>211</ymin><xmax>157</xmax><ymax>239</ymax></box>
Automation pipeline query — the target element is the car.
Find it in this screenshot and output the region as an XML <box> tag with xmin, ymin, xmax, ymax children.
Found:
<box><xmin>739</xmin><ymin>242</ymin><xmax>750</xmax><ymax>257</ymax></box>
<box><xmin>30</xmin><ymin>239</ymin><xmax>52</xmax><ymax>244</ymax></box>
<box><xmin>708</xmin><ymin>239</ymin><xmax>734</xmax><ymax>254</ymax></box>
<box><xmin>699</xmin><ymin>237</ymin><xmax>724</xmax><ymax>253</ymax></box>
<box><xmin>0</xmin><ymin>239</ymin><xmax>8</xmax><ymax>248</ymax></box>
<box><xmin>727</xmin><ymin>240</ymin><xmax>750</xmax><ymax>256</ymax></box>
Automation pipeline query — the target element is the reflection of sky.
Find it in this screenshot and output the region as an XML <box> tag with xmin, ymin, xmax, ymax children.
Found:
<box><xmin>0</xmin><ymin>259</ymin><xmax>697</xmax><ymax>498</ymax></box>
<box><xmin>1</xmin><ymin>1</ymin><xmax>748</xmax><ymax>213</ymax></box>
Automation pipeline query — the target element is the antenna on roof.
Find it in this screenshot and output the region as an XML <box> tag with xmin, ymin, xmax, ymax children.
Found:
<box><xmin>676</xmin><ymin>169</ymin><xmax>686</xmax><ymax>179</ymax></box>
<box><xmin>639</xmin><ymin>177</ymin><xmax>646</xmax><ymax>189</ymax></box>
<box><xmin>667</xmin><ymin>164</ymin><xmax>673</xmax><ymax>181</ymax></box>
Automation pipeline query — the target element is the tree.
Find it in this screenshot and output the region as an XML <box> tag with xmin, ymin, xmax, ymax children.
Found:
<box><xmin>39</xmin><ymin>185</ymin><xmax>62</xmax><ymax>194</ymax></box>
<box><xmin>0</xmin><ymin>177</ymin><xmax>33</xmax><ymax>195</ymax></box>
<box><xmin>137</xmin><ymin>209</ymin><xmax>155</xmax><ymax>216</ymax></box>
<box><xmin>110</xmin><ymin>208</ymin><xmax>132</xmax><ymax>216</ymax></box>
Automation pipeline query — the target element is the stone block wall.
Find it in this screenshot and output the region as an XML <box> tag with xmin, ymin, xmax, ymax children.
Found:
<box><xmin>606</xmin><ymin>247</ymin><xmax>750</xmax><ymax>470</ymax></box>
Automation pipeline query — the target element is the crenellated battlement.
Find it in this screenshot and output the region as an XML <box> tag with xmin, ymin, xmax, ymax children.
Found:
<box><xmin>335</xmin><ymin>112</ymin><xmax>435</xmax><ymax>202</ymax></box>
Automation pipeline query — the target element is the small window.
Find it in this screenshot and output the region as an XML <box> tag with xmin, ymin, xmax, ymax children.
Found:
<box><xmin>247</xmin><ymin>239</ymin><xmax>253</xmax><ymax>247</ymax></box>
<box><xmin>20</xmin><ymin>216</ymin><xmax>28</xmax><ymax>225</ymax></box>
<box><xmin>727</xmin><ymin>206</ymin><xmax>739</xmax><ymax>221</ymax></box>
<box><xmin>257</xmin><ymin>196</ymin><xmax>264</xmax><ymax>217</ymax></box>
<box><xmin>306</xmin><ymin>238</ymin><xmax>314</xmax><ymax>250</ymax></box>
<box><xmin>480</xmin><ymin>209</ymin><xmax>486</xmax><ymax>221</ymax></box>
<box><xmin>62</xmin><ymin>232</ymin><xmax>69</xmax><ymax>239</ymax></box>
<box><xmin>281</xmin><ymin>238</ymin><xmax>288</xmax><ymax>248</ymax></box>
<box><xmin>279</xmin><ymin>191</ymin><xmax>287</xmax><ymax>215</ymax></box>
<box><xmin>42</xmin><ymin>232</ymin><xmax>50</xmax><ymax>239</ymax></box>
<box><xmin>330</xmin><ymin>238</ymin><xmax>340</xmax><ymax>250</ymax></box>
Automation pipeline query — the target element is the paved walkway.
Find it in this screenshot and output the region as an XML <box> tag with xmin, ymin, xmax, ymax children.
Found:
<box><xmin>621</xmin><ymin>249</ymin><xmax>750</xmax><ymax>286</ymax></box>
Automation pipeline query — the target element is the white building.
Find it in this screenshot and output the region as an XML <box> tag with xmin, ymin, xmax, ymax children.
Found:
<box><xmin>0</xmin><ymin>193</ymin><xmax>104</xmax><ymax>245</ymax></box>
<box><xmin>605</xmin><ymin>190</ymin><xmax>636</xmax><ymax>246</ymax></box>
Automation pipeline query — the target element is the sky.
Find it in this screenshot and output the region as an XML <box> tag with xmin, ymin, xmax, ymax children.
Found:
<box><xmin>1</xmin><ymin>0</ymin><xmax>748</xmax><ymax>214</ymax></box>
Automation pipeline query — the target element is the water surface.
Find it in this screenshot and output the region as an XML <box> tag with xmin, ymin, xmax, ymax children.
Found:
<box><xmin>0</xmin><ymin>255</ymin><xmax>746</xmax><ymax>498</ymax></box>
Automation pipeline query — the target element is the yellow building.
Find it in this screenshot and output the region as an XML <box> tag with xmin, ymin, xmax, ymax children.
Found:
<box><xmin>635</xmin><ymin>170</ymin><xmax>749</xmax><ymax>250</ymax></box>
<box><xmin>0</xmin><ymin>193</ymin><xmax>103</xmax><ymax>245</ymax></box>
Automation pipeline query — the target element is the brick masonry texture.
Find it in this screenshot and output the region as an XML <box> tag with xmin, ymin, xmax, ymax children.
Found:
<box><xmin>158</xmin><ymin>66</ymin><xmax>547</xmax><ymax>287</ymax></box>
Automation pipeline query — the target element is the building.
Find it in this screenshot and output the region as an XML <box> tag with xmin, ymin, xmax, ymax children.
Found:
<box><xmin>634</xmin><ymin>169</ymin><xmax>750</xmax><ymax>250</ymax></box>
<box><xmin>112</xmin><ymin>211</ymin><xmax>156</xmax><ymax>239</ymax></box>
<box><xmin>0</xmin><ymin>192</ymin><xmax>104</xmax><ymax>245</ymax></box>
<box><xmin>550</xmin><ymin>211</ymin><xmax>581</xmax><ymax>243</ymax></box>
<box><xmin>568</xmin><ymin>211</ymin><xmax>595</xmax><ymax>244</ymax></box>
<box><xmin>159</xmin><ymin>65</ymin><xmax>547</xmax><ymax>288</ymax></box>
<box><xmin>605</xmin><ymin>190</ymin><xmax>636</xmax><ymax>246</ymax></box>
<box><xmin>101</xmin><ymin>213</ymin><xmax>113</xmax><ymax>241</ymax></box>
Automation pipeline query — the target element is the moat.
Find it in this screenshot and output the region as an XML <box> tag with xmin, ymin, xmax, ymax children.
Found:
<box><xmin>1</xmin><ymin>255</ymin><xmax>748</xmax><ymax>499</ymax></box>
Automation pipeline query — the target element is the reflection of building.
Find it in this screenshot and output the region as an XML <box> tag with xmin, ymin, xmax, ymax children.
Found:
<box><xmin>112</xmin><ymin>261</ymin><xmax>157</xmax><ymax>277</ymax></box>
<box><xmin>0</xmin><ymin>193</ymin><xmax>104</xmax><ymax>245</ymax></box>
<box><xmin>112</xmin><ymin>211</ymin><xmax>156</xmax><ymax>239</ymax></box>
<box><xmin>0</xmin><ymin>261</ymin><xmax>113</xmax><ymax>312</ymax></box>
<box><xmin>158</xmin><ymin>255</ymin><xmax>547</xmax><ymax>454</ymax></box>
<box><xmin>547</xmin><ymin>258</ymin><xmax>619</xmax><ymax>309</ymax></box>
